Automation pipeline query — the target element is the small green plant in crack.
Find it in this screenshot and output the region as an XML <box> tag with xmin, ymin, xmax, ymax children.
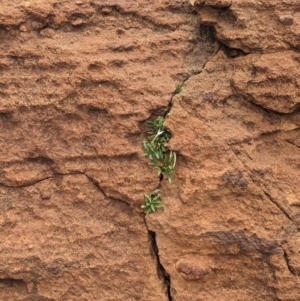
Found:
<box><xmin>142</xmin><ymin>190</ymin><xmax>162</xmax><ymax>215</ymax></box>
<box><xmin>156</xmin><ymin>150</ymin><xmax>176</xmax><ymax>183</ymax></box>
<box><xmin>142</xmin><ymin>115</ymin><xmax>176</xmax><ymax>214</ymax></box>
<box><xmin>174</xmin><ymin>84</ymin><xmax>183</xmax><ymax>95</ymax></box>
<box><xmin>143</xmin><ymin>116</ymin><xmax>176</xmax><ymax>183</ymax></box>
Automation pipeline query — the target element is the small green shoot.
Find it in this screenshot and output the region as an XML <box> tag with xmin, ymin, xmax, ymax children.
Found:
<box><xmin>141</xmin><ymin>190</ymin><xmax>162</xmax><ymax>215</ymax></box>
<box><xmin>157</xmin><ymin>151</ymin><xmax>176</xmax><ymax>183</ymax></box>
<box><xmin>174</xmin><ymin>84</ymin><xmax>182</xmax><ymax>95</ymax></box>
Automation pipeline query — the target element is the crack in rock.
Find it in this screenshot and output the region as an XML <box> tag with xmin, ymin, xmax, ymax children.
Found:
<box><xmin>148</xmin><ymin>230</ymin><xmax>173</xmax><ymax>301</ymax></box>
<box><xmin>282</xmin><ymin>249</ymin><xmax>297</xmax><ymax>276</ymax></box>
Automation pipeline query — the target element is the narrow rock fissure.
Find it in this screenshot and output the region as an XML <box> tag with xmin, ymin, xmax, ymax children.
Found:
<box><xmin>165</xmin><ymin>28</ymin><xmax>223</xmax><ymax>117</ymax></box>
<box><xmin>0</xmin><ymin>172</ymin><xmax>130</xmax><ymax>207</ymax></box>
<box><xmin>262</xmin><ymin>191</ymin><xmax>294</xmax><ymax>223</ymax></box>
<box><xmin>148</xmin><ymin>230</ymin><xmax>173</xmax><ymax>301</ymax></box>
<box><xmin>225</xmin><ymin>142</ymin><xmax>296</xmax><ymax>225</ymax></box>
<box><xmin>143</xmin><ymin>93</ymin><xmax>177</xmax><ymax>300</ymax></box>
<box><xmin>201</xmin><ymin>42</ymin><xmax>222</xmax><ymax>70</ymax></box>
<box><xmin>0</xmin><ymin>172</ymin><xmax>85</xmax><ymax>189</ymax></box>
<box><xmin>83</xmin><ymin>173</ymin><xmax>130</xmax><ymax>206</ymax></box>
<box><xmin>164</xmin><ymin>84</ymin><xmax>180</xmax><ymax>118</ymax></box>
<box><xmin>0</xmin><ymin>177</ymin><xmax>53</xmax><ymax>188</ymax></box>
<box><xmin>283</xmin><ymin>249</ymin><xmax>296</xmax><ymax>276</ymax></box>
<box><xmin>285</xmin><ymin>139</ymin><xmax>300</xmax><ymax>150</ymax></box>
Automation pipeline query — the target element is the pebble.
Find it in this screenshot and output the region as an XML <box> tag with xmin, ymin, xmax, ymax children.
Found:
<box><xmin>279</xmin><ymin>15</ymin><xmax>294</xmax><ymax>25</ymax></box>
<box><xmin>40</xmin><ymin>28</ymin><xmax>55</xmax><ymax>38</ymax></box>
<box><xmin>31</xmin><ymin>21</ymin><xmax>44</xmax><ymax>30</ymax></box>
<box><xmin>72</xmin><ymin>18</ymin><xmax>84</xmax><ymax>26</ymax></box>
<box><xmin>40</xmin><ymin>192</ymin><xmax>51</xmax><ymax>200</ymax></box>
<box><xmin>19</xmin><ymin>25</ymin><xmax>27</xmax><ymax>32</ymax></box>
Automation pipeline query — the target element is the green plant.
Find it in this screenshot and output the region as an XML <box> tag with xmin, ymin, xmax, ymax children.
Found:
<box><xmin>142</xmin><ymin>115</ymin><xmax>177</xmax><ymax>214</ymax></box>
<box><xmin>156</xmin><ymin>151</ymin><xmax>176</xmax><ymax>183</ymax></box>
<box><xmin>141</xmin><ymin>190</ymin><xmax>162</xmax><ymax>214</ymax></box>
<box><xmin>143</xmin><ymin>116</ymin><xmax>176</xmax><ymax>183</ymax></box>
<box><xmin>174</xmin><ymin>84</ymin><xmax>182</xmax><ymax>95</ymax></box>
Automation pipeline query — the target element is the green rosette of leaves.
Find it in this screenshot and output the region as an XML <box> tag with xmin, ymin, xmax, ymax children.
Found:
<box><xmin>141</xmin><ymin>190</ymin><xmax>162</xmax><ymax>215</ymax></box>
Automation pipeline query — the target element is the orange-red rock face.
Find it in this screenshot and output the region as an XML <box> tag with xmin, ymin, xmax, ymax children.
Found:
<box><xmin>1</xmin><ymin>175</ymin><xmax>167</xmax><ymax>300</ymax></box>
<box><xmin>0</xmin><ymin>0</ymin><xmax>216</xmax><ymax>300</ymax></box>
<box><xmin>146</xmin><ymin>1</ymin><xmax>300</xmax><ymax>300</ymax></box>
<box><xmin>0</xmin><ymin>0</ymin><xmax>300</xmax><ymax>300</ymax></box>
<box><xmin>192</xmin><ymin>0</ymin><xmax>300</xmax><ymax>53</ymax></box>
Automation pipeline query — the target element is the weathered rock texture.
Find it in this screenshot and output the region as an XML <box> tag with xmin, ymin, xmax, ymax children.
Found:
<box><xmin>0</xmin><ymin>0</ymin><xmax>300</xmax><ymax>300</ymax></box>
<box><xmin>0</xmin><ymin>0</ymin><xmax>216</xmax><ymax>300</ymax></box>
<box><xmin>146</xmin><ymin>0</ymin><xmax>300</xmax><ymax>300</ymax></box>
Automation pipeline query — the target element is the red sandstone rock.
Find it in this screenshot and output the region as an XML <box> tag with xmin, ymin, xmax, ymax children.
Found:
<box><xmin>0</xmin><ymin>175</ymin><xmax>168</xmax><ymax>300</ymax></box>
<box><xmin>0</xmin><ymin>0</ymin><xmax>216</xmax><ymax>300</ymax></box>
<box><xmin>146</xmin><ymin>1</ymin><xmax>300</xmax><ymax>299</ymax></box>
<box><xmin>192</xmin><ymin>0</ymin><xmax>300</xmax><ymax>53</ymax></box>
<box><xmin>1</xmin><ymin>0</ymin><xmax>300</xmax><ymax>300</ymax></box>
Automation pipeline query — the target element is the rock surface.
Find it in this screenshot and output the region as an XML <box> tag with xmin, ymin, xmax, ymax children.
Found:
<box><xmin>0</xmin><ymin>0</ymin><xmax>216</xmax><ymax>300</ymax></box>
<box><xmin>191</xmin><ymin>0</ymin><xmax>300</xmax><ymax>53</ymax></box>
<box><xmin>0</xmin><ymin>175</ymin><xmax>167</xmax><ymax>301</ymax></box>
<box><xmin>1</xmin><ymin>0</ymin><xmax>300</xmax><ymax>300</ymax></box>
<box><xmin>146</xmin><ymin>1</ymin><xmax>300</xmax><ymax>300</ymax></box>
